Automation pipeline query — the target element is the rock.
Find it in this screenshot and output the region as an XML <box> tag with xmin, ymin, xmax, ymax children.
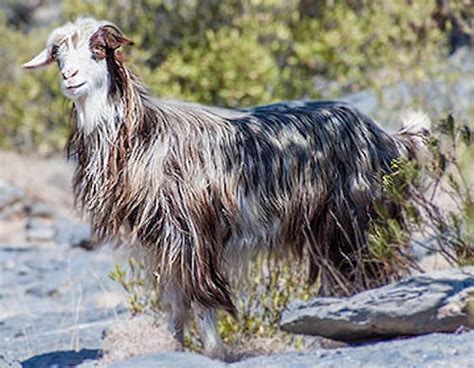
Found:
<box><xmin>0</xmin><ymin>181</ymin><xmax>25</xmax><ymax>219</ymax></box>
<box><xmin>0</xmin><ymin>181</ymin><xmax>24</xmax><ymax>209</ymax></box>
<box><xmin>25</xmin><ymin>201</ymin><xmax>56</xmax><ymax>218</ymax></box>
<box><xmin>2</xmin><ymin>259</ymin><xmax>15</xmax><ymax>271</ymax></box>
<box><xmin>26</xmin><ymin>218</ymin><xmax>56</xmax><ymax>241</ymax></box>
<box><xmin>233</xmin><ymin>331</ymin><xmax>474</xmax><ymax>368</ymax></box>
<box><xmin>100</xmin><ymin>314</ymin><xmax>179</xmax><ymax>365</ymax></box>
<box><xmin>54</xmin><ymin>217</ymin><xmax>93</xmax><ymax>249</ymax></box>
<box><xmin>280</xmin><ymin>267</ymin><xmax>474</xmax><ymax>341</ymax></box>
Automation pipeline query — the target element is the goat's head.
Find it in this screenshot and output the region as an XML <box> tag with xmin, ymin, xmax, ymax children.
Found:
<box><xmin>23</xmin><ymin>18</ymin><xmax>132</xmax><ymax>101</ymax></box>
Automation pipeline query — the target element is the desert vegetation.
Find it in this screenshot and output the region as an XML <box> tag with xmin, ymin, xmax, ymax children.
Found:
<box><xmin>1</xmin><ymin>0</ymin><xmax>472</xmax><ymax>152</ymax></box>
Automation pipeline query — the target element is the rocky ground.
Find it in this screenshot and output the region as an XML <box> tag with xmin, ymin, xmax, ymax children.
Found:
<box><xmin>0</xmin><ymin>151</ymin><xmax>128</xmax><ymax>367</ymax></box>
<box><xmin>105</xmin><ymin>331</ymin><xmax>474</xmax><ymax>368</ymax></box>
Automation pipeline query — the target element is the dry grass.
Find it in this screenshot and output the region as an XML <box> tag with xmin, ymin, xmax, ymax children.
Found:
<box><xmin>0</xmin><ymin>150</ymin><xmax>75</xmax><ymax>216</ymax></box>
<box><xmin>100</xmin><ymin>314</ymin><xmax>179</xmax><ymax>365</ymax></box>
<box><xmin>224</xmin><ymin>333</ymin><xmax>323</xmax><ymax>362</ymax></box>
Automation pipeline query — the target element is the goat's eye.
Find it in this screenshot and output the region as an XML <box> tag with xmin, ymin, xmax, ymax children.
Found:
<box><xmin>92</xmin><ymin>45</ymin><xmax>106</xmax><ymax>60</ymax></box>
<box><xmin>51</xmin><ymin>45</ymin><xmax>59</xmax><ymax>60</ymax></box>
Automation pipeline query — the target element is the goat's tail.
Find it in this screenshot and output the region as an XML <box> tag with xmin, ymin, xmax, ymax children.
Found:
<box><xmin>395</xmin><ymin>110</ymin><xmax>431</xmax><ymax>161</ymax></box>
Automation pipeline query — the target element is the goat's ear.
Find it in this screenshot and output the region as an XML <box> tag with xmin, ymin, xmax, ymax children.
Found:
<box><xmin>22</xmin><ymin>48</ymin><xmax>53</xmax><ymax>69</ymax></box>
<box><xmin>100</xmin><ymin>25</ymin><xmax>133</xmax><ymax>50</ymax></box>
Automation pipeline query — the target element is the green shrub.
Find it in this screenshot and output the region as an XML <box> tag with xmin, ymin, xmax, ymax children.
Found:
<box><xmin>2</xmin><ymin>0</ymin><xmax>469</xmax><ymax>152</ymax></box>
<box><xmin>290</xmin><ymin>0</ymin><xmax>443</xmax><ymax>91</ymax></box>
<box><xmin>0</xmin><ymin>16</ymin><xmax>70</xmax><ymax>152</ymax></box>
<box><xmin>371</xmin><ymin>114</ymin><xmax>473</xmax><ymax>269</ymax></box>
<box><xmin>152</xmin><ymin>27</ymin><xmax>279</xmax><ymax>107</ymax></box>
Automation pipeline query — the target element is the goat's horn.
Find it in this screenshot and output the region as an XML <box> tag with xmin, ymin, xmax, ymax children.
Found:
<box><xmin>22</xmin><ymin>49</ymin><xmax>53</xmax><ymax>69</ymax></box>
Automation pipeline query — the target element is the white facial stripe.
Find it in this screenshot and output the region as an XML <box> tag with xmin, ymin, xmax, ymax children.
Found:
<box><xmin>49</xmin><ymin>21</ymin><xmax>109</xmax><ymax>116</ymax></box>
<box><xmin>34</xmin><ymin>17</ymin><xmax>128</xmax><ymax>134</ymax></box>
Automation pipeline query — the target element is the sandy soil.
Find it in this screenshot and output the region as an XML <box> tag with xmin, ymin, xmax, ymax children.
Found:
<box><xmin>0</xmin><ymin>150</ymin><xmax>75</xmax><ymax>215</ymax></box>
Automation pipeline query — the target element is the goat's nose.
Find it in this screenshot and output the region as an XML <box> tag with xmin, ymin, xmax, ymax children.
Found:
<box><xmin>61</xmin><ymin>68</ymin><xmax>79</xmax><ymax>80</ymax></box>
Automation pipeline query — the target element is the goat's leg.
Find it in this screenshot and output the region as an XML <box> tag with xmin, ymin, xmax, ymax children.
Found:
<box><xmin>162</xmin><ymin>277</ymin><xmax>189</xmax><ymax>346</ymax></box>
<box><xmin>194</xmin><ymin>306</ymin><xmax>227</xmax><ymax>359</ymax></box>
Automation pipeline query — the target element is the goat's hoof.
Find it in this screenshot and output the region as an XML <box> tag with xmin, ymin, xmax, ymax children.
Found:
<box><xmin>175</xmin><ymin>342</ymin><xmax>185</xmax><ymax>352</ymax></box>
<box><xmin>204</xmin><ymin>344</ymin><xmax>229</xmax><ymax>361</ymax></box>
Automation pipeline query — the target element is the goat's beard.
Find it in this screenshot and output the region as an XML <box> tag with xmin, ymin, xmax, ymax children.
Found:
<box><xmin>67</xmin><ymin>59</ymin><xmax>147</xmax><ymax>238</ymax></box>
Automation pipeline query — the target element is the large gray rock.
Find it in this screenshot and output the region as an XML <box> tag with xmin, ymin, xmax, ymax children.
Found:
<box><xmin>280</xmin><ymin>267</ymin><xmax>474</xmax><ymax>341</ymax></box>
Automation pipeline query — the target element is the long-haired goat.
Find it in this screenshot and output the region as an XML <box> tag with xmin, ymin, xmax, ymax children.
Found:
<box><xmin>23</xmin><ymin>18</ymin><xmax>430</xmax><ymax>356</ymax></box>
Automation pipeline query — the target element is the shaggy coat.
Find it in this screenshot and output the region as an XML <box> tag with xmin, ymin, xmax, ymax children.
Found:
<box><xmin>66</xmin><ymin>35</ymin><xmax>426</xmax><ymax>316</ymax></box>
<box><xmin>21</xmin><ymin>17</ymin><xmax>433</xmax><ymax>354</ymax></box>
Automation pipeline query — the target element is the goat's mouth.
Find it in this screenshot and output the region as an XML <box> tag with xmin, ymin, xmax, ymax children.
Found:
<box><xmin>66</xmin><ymin>81</ymin><xmax>86</xmax><ymax>90</ymax></box>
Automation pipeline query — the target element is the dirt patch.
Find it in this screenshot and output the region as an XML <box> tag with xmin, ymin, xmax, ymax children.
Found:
<box><xmin>0</xmin><ymin>150</ymin><xmax>75</xmax><ymax>217</ymax></box>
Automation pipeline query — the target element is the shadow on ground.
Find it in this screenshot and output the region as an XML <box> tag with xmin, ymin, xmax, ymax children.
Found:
<box><xmin>21</xmin><ymin>349</ymin><xmax>101</xmax><ymax>368</ymax></box>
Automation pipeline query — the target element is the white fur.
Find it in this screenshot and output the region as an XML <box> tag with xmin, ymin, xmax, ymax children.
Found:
<box><xmin>400</xmin><ymin>110</ymin><xmax>431</xmax><ymax>134</ymax></box>
<box><xmin>399</xmin><ymin>110</ymin><xmax>432</xmax><ymax>160</ymax></box>
<box><xmin>24</xmin><ymin>18</ymin><xmax>116</xmax><ymax>135</ymax></box>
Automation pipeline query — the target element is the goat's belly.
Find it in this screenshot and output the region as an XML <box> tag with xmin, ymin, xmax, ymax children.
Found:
<box><xmin>222</xmin><ymin>190</ymin><xmax>304</xmax><ymax>260</ymax></box>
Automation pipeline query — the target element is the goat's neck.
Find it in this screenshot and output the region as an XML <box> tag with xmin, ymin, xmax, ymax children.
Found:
<box><xmin>74</xmin><ymin>83</ymin><xmax>121</xmax><ymax>136</ymax></box>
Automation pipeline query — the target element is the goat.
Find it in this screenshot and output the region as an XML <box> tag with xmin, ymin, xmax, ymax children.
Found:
<box><xmin>23</xmin><ymin>18</ymin><xmax>430</xmax><ymax>357</ymax></box>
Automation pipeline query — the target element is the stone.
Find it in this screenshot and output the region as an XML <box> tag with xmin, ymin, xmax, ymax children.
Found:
<box><xmin>0</xmin><ymin>355</ymin><xmax>21</xmax><ymax>368</ymax></box>
<box><xmin>0</xmin><ymin>181</ymin><xmax>25</xmax><ymax>219</ymax></box>
<box><xmin>25</xmin><ymin>218</ymin><xmax>56</xmax><ymax>241</ymax></box>
<box><xmin>280</xmin><ymin>267</ymin><xmax>474</xmax><ymax>341</ymax></box>
<box><xmin>2</xmin><ymin>259</ymin><xmax>15</xmax><ymax>271</ymax></box>
<box><xmin>100</xmin><ymin>315</ymin><xmax>179</xmax><ymax>365</ymax></box>
<box><xmin>0</xmin><ymin>181</ymin><xmax>24</xmax><ymax>210</ymax></box>
<box><xmin>0</xmin><ymin>240</ymin><xmax>125</xmax><ymax>364</ymax></box>
<box><xmin>25</xmin><ymin>201</ymin><xmax>56</xmax><ymax>218</ymax></box>
<box><xmin>54</xmin><ymin>217</ymin><xmax>93</xmax><ymax>249</ymax></box>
